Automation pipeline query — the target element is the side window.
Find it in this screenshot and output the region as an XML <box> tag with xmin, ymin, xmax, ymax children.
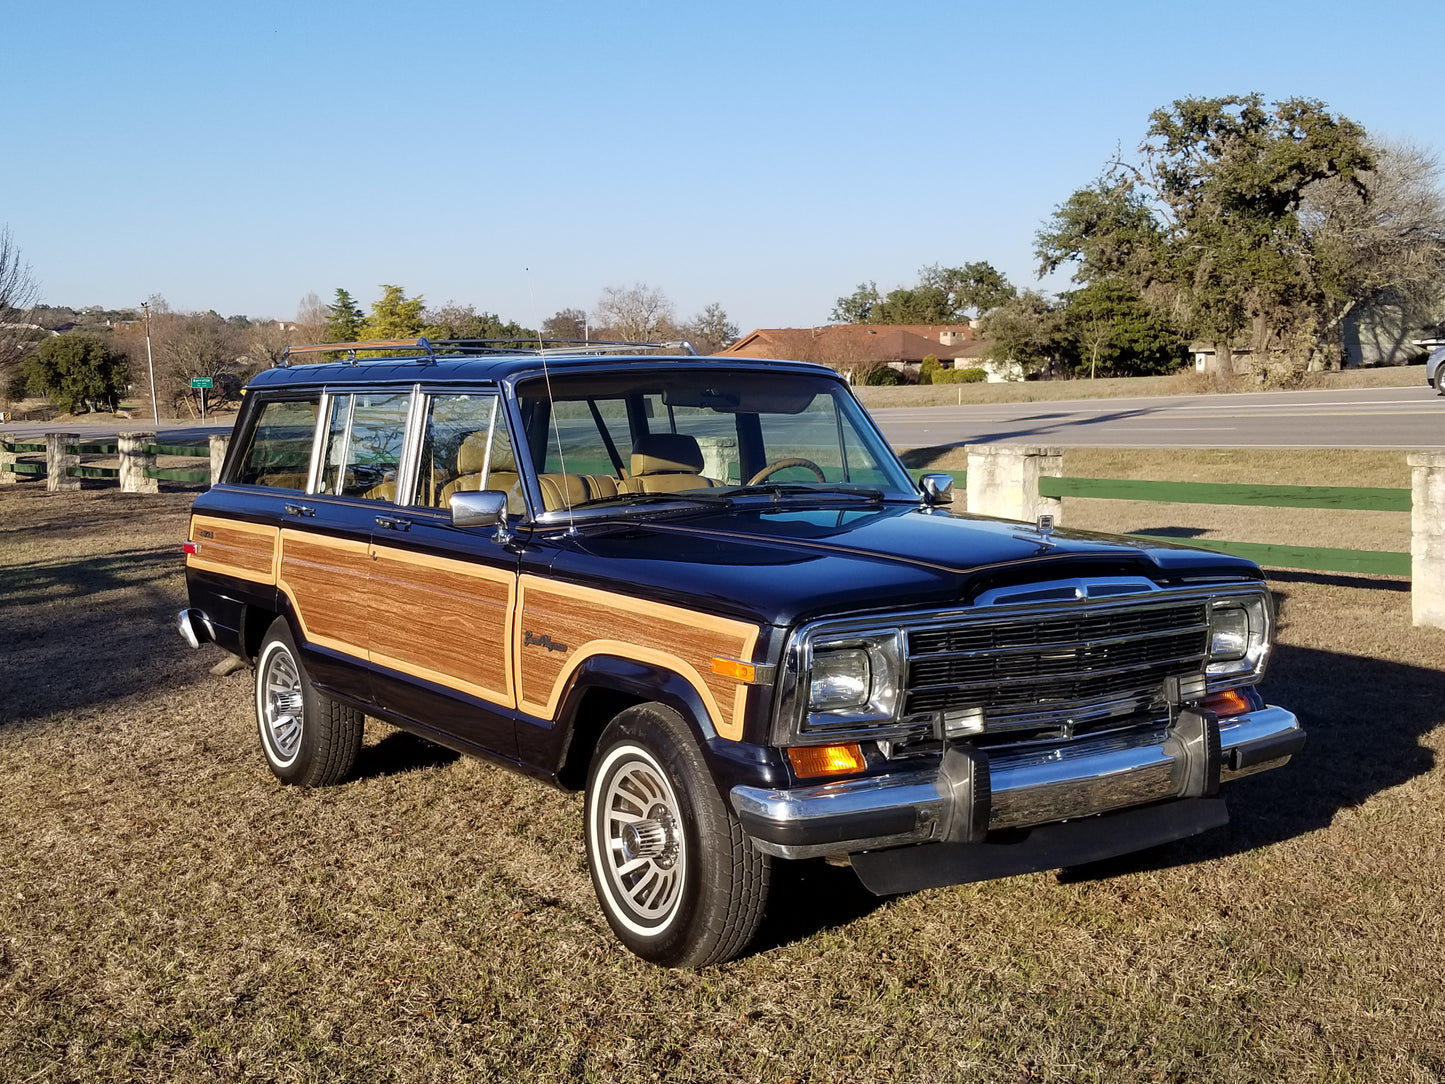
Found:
<box><xmin>232</xmin><ymin>396</ymin><xmax>321</xmax><ymax>489</ymax></box>
<box><xmin>318</xmin><ymin>391</ymin><xmax>412</xmax><ymax>501</ymax></box>
<box><xmin>428</xmin><ymin>393</ymin><xmax>524</xmax><ymax>514</ymax></box>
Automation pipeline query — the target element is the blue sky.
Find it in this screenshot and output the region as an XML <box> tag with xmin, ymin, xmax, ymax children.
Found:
<box><xmin>5</xmin><ymin>0</ymin><xmax>1441</xmax><ymax>333</ymax></box>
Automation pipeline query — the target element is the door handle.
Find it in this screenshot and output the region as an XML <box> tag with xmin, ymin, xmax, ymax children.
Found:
<box><xmin>374</xmin><ymin>516</ymin><xmax>412</xmax><ymax>532</ymax></box>
<box><xmin>283</xmin><ymin>503</ymin><xmax>315</xmax><ymax>517</ymax></box>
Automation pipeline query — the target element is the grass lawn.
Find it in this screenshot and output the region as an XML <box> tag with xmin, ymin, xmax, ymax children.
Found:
<box><xmin>1</xmin><ymin>457</ymin><xmax>1443</xmax><ymax>1083</ymax></box>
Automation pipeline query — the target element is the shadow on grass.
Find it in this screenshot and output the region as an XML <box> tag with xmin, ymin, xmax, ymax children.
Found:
<box><xmin>751</xmin><ymin>857</ymin><xmax>890</xmax><ymax>954</ymax></box>
<box><xmin>353</xmin><ymin>730</ymin><xmax>460</xmax><ymax>779</ymax></box>
<box><xmin>1060</xmin><ymin>640</ymin><xmax>1442</xmax><ymax>883</ymax></box>
<box><xmin>0</xmin><ymin>541</ymin><xmax>205</xmax><ymax>729</ymax></box>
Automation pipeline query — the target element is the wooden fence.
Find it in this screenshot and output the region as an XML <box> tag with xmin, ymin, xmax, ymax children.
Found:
<box><xmin>0</xmin><ymin>432</ymin><xmax>225</xmax><ymax>491</ymax></box>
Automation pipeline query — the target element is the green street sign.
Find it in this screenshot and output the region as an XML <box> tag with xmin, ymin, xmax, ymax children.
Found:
<box><xmin>191</xmin><ymin>377</ymin><xmax>214</xmax><ymax>389</ymax></box>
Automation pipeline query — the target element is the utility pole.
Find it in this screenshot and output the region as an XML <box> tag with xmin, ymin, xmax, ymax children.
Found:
<box><xmin>142</xmin><ymin>301</ymin><xmax>158</xmax><ymax>424</ymax></box>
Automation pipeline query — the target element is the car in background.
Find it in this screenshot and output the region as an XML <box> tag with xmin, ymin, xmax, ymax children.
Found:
<box><xmin>1427</xmin><ymin>344</ymin><xmax>1445</xmax><ymax>395</ymax></box>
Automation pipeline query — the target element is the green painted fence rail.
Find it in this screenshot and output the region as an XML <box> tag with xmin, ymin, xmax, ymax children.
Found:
<box><xmin>149</xmin><ymin>443</ymin><xmax>210</xmax><ymax>457</ymax></box>
<box><xmin>1038</xmin><ymin>475</ymin><xmax>1411</xmax><ymax>512</ymax></box>
<box><xmin>1039</xmin><ymin>475</ymin><xmax>1411</xmax><ymax>578</ymax></box>
<box><xmin>146</xmin><ymin>468</ymin><xmax>211</xmax><ymax>483</ymax></box>
<box><xmin>1128</xmin><ymin>535</ymin><xmax>1411</xmax><ymax>577</ymax></box>
<box><xmin>2</xmin><ymin>434</ymin><xmax>214</xmax><ymax>486</ymax></box>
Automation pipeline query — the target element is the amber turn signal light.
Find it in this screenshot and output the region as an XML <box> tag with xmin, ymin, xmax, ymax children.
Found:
<box><xmin>787</xmin><ymin>743</ymin><xmax>866</xmax><ymax>779</ymax></box>
<box><xmin>1205</xmin><ymin>688</ymin><xmax>1252</xmax><ymax>717</ymax></box>
<box><xmin>711</xmin><ymin>657</ymin><xmax>756</xmax><ymax>682</ymax></box>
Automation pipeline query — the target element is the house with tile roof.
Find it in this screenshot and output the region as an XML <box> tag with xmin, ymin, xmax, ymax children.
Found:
<box><xmin>717</xmin><ymin>324</ymin><xmax>1008</xmax><ymax>379</ymax></box>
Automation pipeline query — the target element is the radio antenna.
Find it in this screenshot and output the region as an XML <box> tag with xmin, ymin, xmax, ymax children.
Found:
<box><xmin>527</xmin><ymin>266</ymin><xmax>576</xmax><ymax>536</ymax></box>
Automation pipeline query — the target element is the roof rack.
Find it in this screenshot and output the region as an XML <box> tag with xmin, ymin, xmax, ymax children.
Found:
<box><xmin>278</xmin><ymin>337</ymin><xmax>699</xmax><ymax>366</ymax></box>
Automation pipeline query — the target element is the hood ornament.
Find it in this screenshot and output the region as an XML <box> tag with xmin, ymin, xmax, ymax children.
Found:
<box><xmin>1014</xmin><ymin>513</ymin><xmax>1057</xmax><ymax>550</ymax></box>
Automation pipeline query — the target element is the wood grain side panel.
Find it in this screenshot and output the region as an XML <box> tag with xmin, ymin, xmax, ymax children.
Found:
<box><xmin>187</xmin><ymin>515</ymin><xmax>277</xmax><ymax>583</ymax></box>
<box><xmin>277</xmin><ymin>530</ymin><xmax>372</xmax><ymax>657</ymax></box>
<box><xmin>516</xmin><ymin>576</ymin><xmax>760</xmax><ymax>740</ymax></box>
<box><xmin>368</xmin><ymin>545</ymin><xmax>515</xmax><ymax>705</ymax></box>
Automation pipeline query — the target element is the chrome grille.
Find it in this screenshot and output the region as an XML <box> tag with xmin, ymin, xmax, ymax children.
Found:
<box><xmin>904</xmin><ymin>600</ymin><xmax>1209</xmax><ymax>735</ymax></box>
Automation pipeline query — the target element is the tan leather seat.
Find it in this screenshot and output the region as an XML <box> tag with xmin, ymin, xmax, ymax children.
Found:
<box><xmin>536</xmin><ymin>473</ymin><xmax>621</xmax><ymax>511</ymax></box>
<box><xmin>438</xmin><ymin>432</ymin><xmax>522</xmax><ymax>512</ymax></box>
<box><xmin>618</xmin><ymin>433</ymin><xmax>718</xmax><ymax>494</ymax></box>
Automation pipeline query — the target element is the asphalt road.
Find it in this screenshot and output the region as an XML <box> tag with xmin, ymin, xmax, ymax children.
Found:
<box><xmin>870</xmin><ymin>385</ymin><xmax>1445</xmax><ymax>451</ymax></box>
<box><xmin>4</xmin><ymin>385</ymin><xmax>1443</xmax><ymax>450</ymax></box>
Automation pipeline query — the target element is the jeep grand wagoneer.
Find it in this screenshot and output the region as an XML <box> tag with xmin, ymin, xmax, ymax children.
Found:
<box><xmin>179</xmin><ymin>338</ymin><xmax>1303</xmax><ymax>966</ymax></box>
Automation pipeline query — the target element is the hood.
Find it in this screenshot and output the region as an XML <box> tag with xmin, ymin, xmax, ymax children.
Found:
<box><xmin>541</xmin><ymin>502</ymin><xmax>1262</xmax><ymax>628</ymax></box>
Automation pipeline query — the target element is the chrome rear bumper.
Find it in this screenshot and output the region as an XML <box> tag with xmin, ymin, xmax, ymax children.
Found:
<box><xmin>176</xmin><ymin>608</ymin><xmax>216</xmax><ymax>650</ymax></box>
<box><xmin>732</xmin><ymin>705</ymin><xmax>1303</xmax><ymax>860</ymax></box>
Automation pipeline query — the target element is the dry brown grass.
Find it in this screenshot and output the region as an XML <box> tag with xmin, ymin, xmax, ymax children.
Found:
<box><xmin>2</xmin><ymin>469</ymin><xmax>1444</xmax><ymax>1083</ymax></box>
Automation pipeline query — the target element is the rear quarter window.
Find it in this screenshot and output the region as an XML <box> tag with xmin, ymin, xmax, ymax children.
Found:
<box><xmin>232</xmin><ymin>397</ymin><xmax>321</xmax><ymax>489</ymax></box>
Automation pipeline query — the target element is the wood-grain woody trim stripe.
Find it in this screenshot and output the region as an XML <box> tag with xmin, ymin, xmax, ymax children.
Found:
<box><xmin>277</xmin><ymin>529</ymin><xmax>371</xmax><ymax>658</ymax></box>
<box><xmin>516</xmin><ymin>576</ymin><xmax>761</xmax><ymax>741</ymax></box>
<box><xmin>186</xmin><ymin>515</ymin><xmax>278</xmax><ymax>584</ymax></box>
<box><xmin>368</xmin><ymin>543</ymin><xmax>515</xmax><ymax>706</ymax></box>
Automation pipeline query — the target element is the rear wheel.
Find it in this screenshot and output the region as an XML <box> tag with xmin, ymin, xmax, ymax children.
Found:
<box><xmin>254</xmin><ymin>618</ymin><xmax>363</xmax><ymax>786</ymax></box>
<box><xmin>585</xmin><ymin>703</ymin><xmax>770</xmax><ymax>967</ymax></box>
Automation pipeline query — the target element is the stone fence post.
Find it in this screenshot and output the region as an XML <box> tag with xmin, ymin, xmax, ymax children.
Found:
<box><xmin>119</xmin><ymin>431</ymin><xmax>158</xmax><ymax>494</ymax></box>
<box><xmin>46</xmin><ymin>432</ymin><xmax>80</xmax><ymax>492</ymax></box>
<box><xmin>965</xmin><ymin>444</ymin><xmax>1064</xmax><ymax>524</ymax></box>
<box><xmin>694</xmin><ymin>436</ymin><xmax>736</xmax><ymax>484</ymax></box>
<box><xmin>1410</xmin><ymin>452</ymin><xmax>1445</xmax><ymax>629</ymax></box>
<box><xmin>0</xmin><ymin>434</ymin><xmax>16</xmax><ymax>485</ymax></box>
<box><xmin>209</xmin><ymin>434</ymin><xmax>230</xmax><ymax>486</ymax></box>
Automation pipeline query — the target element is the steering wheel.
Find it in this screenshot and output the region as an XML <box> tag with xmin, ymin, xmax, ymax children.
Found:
<box><xmin>746</xmin><ymin>458</ymin><xmax>827</xmax><ymax>485</ymax></box>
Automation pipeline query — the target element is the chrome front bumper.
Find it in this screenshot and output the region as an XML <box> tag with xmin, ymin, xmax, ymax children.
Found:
<box><xmin>732</xmin><ymin>705</ymin><xmax>1303</xmax><ymax>860</ymax></box>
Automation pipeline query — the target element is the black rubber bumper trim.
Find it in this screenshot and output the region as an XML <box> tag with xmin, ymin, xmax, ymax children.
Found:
<box><xmin>737</xmin><ymin>805</ymin><xmax>921</xmax><ymax>849</ymax></box>
<box><xmin>849</xmin><ymin>797</ymin><xmax>1229</xmax><ymax>896</ymax></box>
<box><xmin>1229</xmin><ymin>728</ymin><xmax>1306</xmax><ymax>771</ymax></box>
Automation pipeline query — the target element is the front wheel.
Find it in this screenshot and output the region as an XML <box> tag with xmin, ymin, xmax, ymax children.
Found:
<box><xmin>254</xmin><ymin>618</ymin><xmax>364</xmax><ymax>786</ymax></box>
<box><xmin>585</xmin><ymin>704</ymin><xmax>770</xmax><ymax>967</ymax></box>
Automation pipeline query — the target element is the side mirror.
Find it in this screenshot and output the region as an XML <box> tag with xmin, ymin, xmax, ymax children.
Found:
<box><xmin>450</xmin><ymin>490</ymin><xmax>511</xmax><ymax>542</ymax></box>
<box><xmin>918</xmin><ymin>473</ymin><xmax>955</xmax><ymax>507</ymax></box>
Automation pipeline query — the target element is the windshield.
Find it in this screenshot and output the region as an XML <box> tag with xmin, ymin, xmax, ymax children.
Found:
<box><xmin>512</xmin><ymin>368</ymin><xmax>916</xmax><ymax>512</ymax></box>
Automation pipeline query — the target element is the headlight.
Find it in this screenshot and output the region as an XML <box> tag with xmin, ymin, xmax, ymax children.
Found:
<box><xmin>809</xmin><ymin>648</ymin><xmax>871</xmax><ymax>710</ymax></box>
<box><xmin>1209</xmin><ymin>606</ymin><xmax>1250</xmax><ymax>661</ymax></box>
<box><xmin>804</xmin><ymin>632</ymin><xmax>903</xmax><ymax>730</ymax></box>
<box><xmin>1206</xmin><ymin>596</ymin><xmax>1270</xmax><ymax>679</ymax></box>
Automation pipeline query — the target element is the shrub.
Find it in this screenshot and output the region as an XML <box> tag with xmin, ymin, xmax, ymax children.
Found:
<box><xmin>919</xmin><ymin>355</ymin><xmax>941</xmax><ymax>386</ymax></box>
<box><xmin>861</xmin><ymin>365</ymin><xmax>904</xmax><ymax>386</ymax></box>
<box><xmin>934</xmin><ymin>366</ymin><xmax>987</xmax><ymax>384</ymax></box>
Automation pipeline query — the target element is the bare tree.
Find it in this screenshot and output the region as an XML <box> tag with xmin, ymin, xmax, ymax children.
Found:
<box><xmin>0</xmin><ymin>226</ymin><xmax>41</xmax><ymax>401</ymax></box>
<box><xmin>1303</xmin><ymin>139</ymin><xmax>1445</xmax><ymax>363</ymax></box>
<box><xmin>678</xmin><ymin>302</ymin><xmax>739</xmax><ymax>354</ymax></box>
<box><xmin>294</xmin><ymin>292</ymin><xmax>328</xmax><ymax>343</ymax></box>
<box><xmin>592</xmin><ymin>283</ymin><xmax>676</xmax><ymax>341</ymax></box>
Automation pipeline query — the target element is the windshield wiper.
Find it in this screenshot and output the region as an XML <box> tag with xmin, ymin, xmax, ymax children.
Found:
<box><xmin>721</xmin><ymin>483</ymin><xmax>886</xmax><ymax>502</ymax></box>
<box><xmin>572</xmin><ymin>491</ymin><xmax>731</xmax><ymax>510</ymax></box>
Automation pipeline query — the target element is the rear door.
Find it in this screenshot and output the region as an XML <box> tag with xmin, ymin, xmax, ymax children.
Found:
<box><xmin>363</xmin><ymin>389</ymin><xmax>521</xmax><ymax>758</ymax></box>
<box><xmin>276</xmin><ymin>388</ymin><xmax>414</xmax><ymax>704</ymax></box>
